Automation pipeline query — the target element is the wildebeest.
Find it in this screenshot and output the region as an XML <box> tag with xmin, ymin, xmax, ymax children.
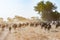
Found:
<box><xmin>9</xmin><ymin>27</ymin><xmax>11</xmax><ymax>31</ymax></box>
<box><xmin>47</xmin><ymin>23</ymin><xmax>51</xmax><ymax>30</ymax></box>
<box><xmin>35</xmin><ymin>22</ymin><xmax>40</xmax><ymax>27</ymax></box>
<box><xmin>12</xmin><ymin>23</ymin><xmax>17</xmax><ymax>30</ymax></box>
<box><xmin>40</xmin><ymin>22</ymin><xmax>51</xmax><ymax>31</ymax></box>
<box><xmin>30</xmin><ymin>22</ymin><xmax>34</xmax><ymax>27</ymax></box>
<box><xmin>18</xmin><ymin>23</ymin><xmax>21</xmax><ymax>27</ymax></box>
<box><xmin>1</xmin><ymin>24</ymin><xmax>5</xmax><ymax>31</ymax></box>
<box><xmin>26</xmin><ymin>22</ymin><xmax>29</xmax><ymax>26</ymax></box>
<box><xmin>56</xmin><ymin>21</ymin><xmax>60</xmax><ymax>28</ymax></box>
<box><xmin>40</xmin><ymin>22</ymin><xmax>47</xmax><ymax>29</ymax></box>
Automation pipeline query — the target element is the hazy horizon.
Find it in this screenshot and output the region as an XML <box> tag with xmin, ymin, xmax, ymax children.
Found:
<box><xmin>0</xmin><ymin>0</ymin><xmax>60</xmax><ymax>20</ymax></box>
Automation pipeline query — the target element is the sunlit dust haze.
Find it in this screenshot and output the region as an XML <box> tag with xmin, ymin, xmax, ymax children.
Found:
<box><xmin>0</xmin><ymin>0</ymin><xmax>60</xmax><ymax>20</ymax></box>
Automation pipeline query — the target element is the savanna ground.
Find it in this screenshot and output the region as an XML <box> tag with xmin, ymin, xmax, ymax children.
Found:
<box><xmin>0</xmin><ymin>25</ymin><xmax>60</xmax><ymax>40</ymax></box>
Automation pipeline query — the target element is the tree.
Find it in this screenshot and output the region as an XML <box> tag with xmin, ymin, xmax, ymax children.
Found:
<box><xmin>34</xmin><ymin>1</ymin><xmax>45</xmax><ymax>14</ymax></box>
<box><xmin>51</xmin><ymin>11</ymin><xmax>60</xmax><ymax>21</ymax></box>
<box><xmin>34</xmin><ymin>1</ymin><xmax>60</xmax><ymax>21</ymax></box>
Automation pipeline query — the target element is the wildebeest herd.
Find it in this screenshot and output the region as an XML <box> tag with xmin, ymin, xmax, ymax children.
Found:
<box><xmin>0</xmin><ymin>21</ymin><xmax>60</xmax><ymax>32</ymax></box>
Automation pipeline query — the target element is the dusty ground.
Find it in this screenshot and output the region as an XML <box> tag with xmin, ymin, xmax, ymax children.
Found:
<box><xmin>0</xmin><ymin>26</ymin><xmax>60</xmax><ymax>40</ymax></box>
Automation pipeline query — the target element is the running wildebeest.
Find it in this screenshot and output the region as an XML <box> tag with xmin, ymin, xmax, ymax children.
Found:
<box><xmin>40</xmin><ymin>22</ymin><xmax>51</xmax><ymax>31</ymax></box>
<box><xmin>30</xmin><ymin>22</ymin><xmax>34</xmax><ymax>27</ymax></box>
<box><xmin>47</xmin><ymin>23</ymin><xmax>51</xmax><ymax>30</ymax></box>
<box><xmin>18</xmin><ymin>23</ymin><xmax>21</xmax><ymax>27</ymax></box>
<box><xmin>40</xmin><ymin>22</ymin><xmax>47</xmax><ymax>29</ymax></box>
<box><xmin>1</xmin><ymin>24</ymin><xmax>5</xmax><ymax>31</ymax></box>
<box><xmin>12</xmin><ymin>23</ymin><xmax>17</xmax><ymax>30</ymax></box>
<box><xmin>56</xmin><ymin>21</ymin><xmax>60</xmax><ymax>28</ymax></box>
<box><xmin>35</xmin><ymin>22</ymin><xmax>40</xmax><ymax>27</ymax></box>
<box><xmin>26</xmin><ymin>22</ymin><xmax>29</xmax><ymax>26</ymax></box>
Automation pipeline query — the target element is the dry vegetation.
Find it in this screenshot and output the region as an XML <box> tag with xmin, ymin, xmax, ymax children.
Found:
<box><xmin>0</xmin><ymin>16</ymin><xmax>60</xmax><ymax>40</ymax></box>
<box><xmin>3</xmin><ymin>26</ymin><xmax>60</xmax><ymax>40</ymax></box>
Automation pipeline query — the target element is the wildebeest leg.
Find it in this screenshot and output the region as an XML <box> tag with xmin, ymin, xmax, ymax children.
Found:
<box><xmin>19</xmin><ymin>23</ymin><xmax>21</xmax><ymax>28</ymax></box>
<box><xmin>44</xmin><ymin>25</ymin><xmax>47</xmax><ymax>30</ymax></box>
<box><xmin>47</xmin><ymin>25</ymin><xmax>51</xmax><ymax>31</ymax></box>
<box><xmin>56</xmin><ymin>24</ymin><xmax>60</xmax><ymax>28</ymax></box>
<box><xmin>2</xmin><ymin>25</ymin><xmax>5</xmax><ymax>31</ymax></box>
<box><xmin>9</xmin><ymin>27</ymin><xmax>11</xmax><ymax>32</ymax></box>
<box><xmin>26</xmin><ymin>23</ymin><xmax>29</xmax><ymax>26</ymax></box>
<box><xmin>35</xmin><ymin>23</ymin><xmax>38</xmax><ymax>27</ymax></box>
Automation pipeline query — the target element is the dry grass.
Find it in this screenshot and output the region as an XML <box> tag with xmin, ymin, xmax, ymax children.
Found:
<box><xmin>2</xmin><ymin>26</ymin><xmax>60</xmax><ymax>40</ymax></box>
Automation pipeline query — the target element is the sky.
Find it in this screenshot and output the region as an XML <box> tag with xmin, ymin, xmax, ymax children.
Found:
<box><xmin>0</xmin><ymin>0</ymin><xmax>60</xmax><ymax>20</ymax></box>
